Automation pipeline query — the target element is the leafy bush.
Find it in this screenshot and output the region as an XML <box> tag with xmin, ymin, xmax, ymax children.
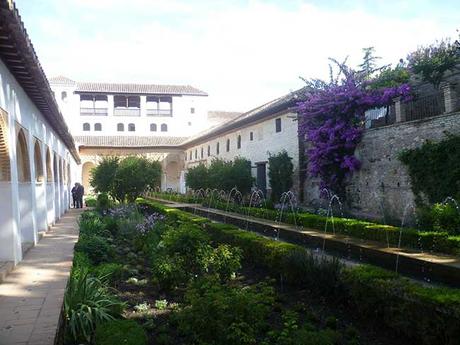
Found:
<box><xmin>90</xmin><ymin>156</ymin><xmax>119</xmax><ymax>198</ymax></box>
<box><xmin>204</xmin><ymin>244</ymin><xmax>242</xmax><ymax>281</ymax></box>
<box><xmin>96</xmin><ymin>192</ymin><xmax>111</xmax><ymax>212</ymax></box>
<box><xmin>185</xmin><ymin>158</ymin><xmax>253</xmax><ymax>194</ymax></box>
<box><xmin>268</xmin><ymin>150</ymin><xmax>294</xmax><ymax>201</ymax></box>
<box><xmin>75</xmin><ymin>234</ymin><xmax>114</xmax><ymax>265</ymax></box>
<box><xmin>64</xmin><ymin>271</ymin><xmax>125</xmax><ymax>343</ymax></box>
<box><xmin>92</xmin><ymin>263</ymin><xmax>124</xmax><ymax>284</ymax></box>
<box><xmin>175</xmin><ymin>276</ymin><xmax>274</xmax><ymax>345</ymax></box>
<box><xmin>84</xmin><ymin>196</ymin><xmax>97</xmax><ymax>207</ymax></box>
<box><xmin>94</xmin><ymin>319</ymin><xmax>147</xmax><ymax>345</ymax></box>
<box><xmin>79</xmin><ymin>215</ymin><xmax>108</xmax><ymax>237</ymax></box>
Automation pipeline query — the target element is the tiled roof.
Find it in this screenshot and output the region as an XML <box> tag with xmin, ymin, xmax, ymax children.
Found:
<box><xmin>74</xmin><ymin>135</ymin><xmax>188</xmax><ymax>147</ymax></box>
<box><xmin>181</xmin><ymin>87</ymin><xmax>308</xmax><ymax>147</ymax></box>
<box><xmin>207</xmin><ymin>111</ymin><xmax>242</xmax><ymax>120</ymax></box>
<box><xmin>75</xmin><ymin>81</ymin><xmax>208</xmax><ymax>96</ymax></box>
<box><xmin>48</xmin><ymin>75</ymin><xmax>76</xmax><ymax>86</ymax></box>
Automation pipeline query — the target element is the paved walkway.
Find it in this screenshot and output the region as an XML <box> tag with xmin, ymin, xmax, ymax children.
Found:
<box><xmin>0</xmin><ymin>209</ymin><xmax>82</xmax><ymax>345</ymax></box>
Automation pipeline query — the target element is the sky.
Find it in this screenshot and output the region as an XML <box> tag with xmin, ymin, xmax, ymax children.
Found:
<box><xmin>15</xmin><ymin>0</ymin><xmax>460</xmax><ymax>112</ymax></box>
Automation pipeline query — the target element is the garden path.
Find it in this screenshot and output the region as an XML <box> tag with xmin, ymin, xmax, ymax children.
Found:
<box><xmin>0</xmin><ymin>209</ymin><xmax>83</xmax><ymax>345</ymax></box>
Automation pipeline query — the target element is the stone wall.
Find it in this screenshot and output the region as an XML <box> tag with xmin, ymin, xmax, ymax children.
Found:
<box><xmin>303</xmin><ymin>112</ymin><xmax>460</xmax><ymax>222</ymax></box>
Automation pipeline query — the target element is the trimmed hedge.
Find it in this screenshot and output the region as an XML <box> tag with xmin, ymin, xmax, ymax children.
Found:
<box><xmin>206</xmin><ymin>200</ymin><xmax>460</xmax><ymax>256</ymax></box>
<box><xmin>137</xmin><ymin>198</ymin><xmax>460</xmax><ymax>345</ymax></box>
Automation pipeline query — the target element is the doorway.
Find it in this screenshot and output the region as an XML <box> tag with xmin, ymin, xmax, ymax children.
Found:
<box><xmin>256</xmin><ymin>162</ymin><xmax>267</xmax><ymax>196</ymax></box>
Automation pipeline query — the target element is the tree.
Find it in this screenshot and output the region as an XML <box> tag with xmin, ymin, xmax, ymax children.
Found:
<box><xmin>90</xmin><ymin>157</ymin><xmax>119</xmax><ymax>199</ymax></box>
<box><xmin>268</xmin><ymin>151</ymin><xmax>293</xmax><ymax>201</ymax></box>
<box><xmin>230</xmin><ymin>157</ymin><xmax>253</xmax><ymax>195</ymax></box>
<box><xmin>186</xmin><ymin>164</ymin><xmax>209</xmax><ymax>190</ymax></box>
<box><xmin>358</xmin><ymin>47</ymin><xmax>382</xmax><ymax>80</ymax></box>
<box><xmin>407</xmin><ymin>38</ymin><xmax>460</xmax><ymax>88</ymax></box>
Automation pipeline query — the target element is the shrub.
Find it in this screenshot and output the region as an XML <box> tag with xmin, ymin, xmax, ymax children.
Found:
<box><xmin>185</xmin><ymin>163</ymin><xmax>209</xmax><ymax>190</ymax></box>
<box><xmin>175</xmin><ymin>276</ymin><xmax>274</xmax><ymax>345</ymax></box>
<box><xmin>96</xmin><ymin>192</ymin><xmax>111</xmax><ymax>212</ymax></box>
<box><xmin>431</xmin><ymin>203</ymin><xmax>460</xmax><ymax>235</ymax></box>
<box><xmin>64</xmin><ymin>271</ymin><xmax>125</xmax><ymax>343</ymax></box>
<box><xmin>268</xmin><ymin>150</ymin><xmax>294</xmax><ymax>201</ymax></box>
<box><xmin>85</xmin><ymin>196</ymin><xmax>97</xmax><ymax>207</ymax></box>
<box><xmin>90</xmin><ymin>156</ymin><xmax>119</xmax><ymax>198</ymax></box>
<box><xmin>79</xmin><ymin>216</ymin><xmax>108</xmax><ymax>237</ymax></box>
<box><xmin>204</xmin><ymin>244</ymin><xmax>242</xmax><ymax>281</ymax></box>
<box><xmin>75</xmin><ymin>234</ymin><xmax>113</xmax><ymax>265</ymax></box>
<box><xmin>92</xmin><ymin>263</ymin><xmax>124</xmax><ymax>284</ymax></box>
<box><xmin>94</xmin><ymin>319</ymin><xmax>147</xmax><ymax>345</ymax></box>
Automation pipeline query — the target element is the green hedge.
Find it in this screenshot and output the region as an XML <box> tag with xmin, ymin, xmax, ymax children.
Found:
<box><xmin>205</xmin><ymin>200</ymin><xmax>460</xmax><ymax>256</ymax></box>
<box><xmin>136</xmin><ymin>198</ymin><xmax>460</xmax><ymax>345</ymax></box>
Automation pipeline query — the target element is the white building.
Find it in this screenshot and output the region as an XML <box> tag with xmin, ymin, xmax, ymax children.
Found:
<box><xmin>0</xmin><ymin>1</ymin><xmax>80</xmax><ymax>265</ymax></box>
<box><xmin>182</xmin><ymin>92</ymin><xmax>302</xmax><ymax>196</ymax></box>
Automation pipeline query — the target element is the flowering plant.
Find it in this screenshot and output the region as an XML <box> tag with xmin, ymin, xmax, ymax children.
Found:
<box><xmin>298</xmin><ymin>61</ymin><xmax>411</xmax><ymax>197</ymax></box>
<box><xmin>135</xmin><ymin>213</ymin><xmax>165</xmax><ymax>235</ymax></box>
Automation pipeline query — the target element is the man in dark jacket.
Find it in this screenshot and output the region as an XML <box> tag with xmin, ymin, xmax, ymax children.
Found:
<box><xmin>76</xmin><ymin>183</ymin><xmax>85</xmax><ymax>208</ymax></box>
<box><xmin>71</xmin><ymin>183</ymin><xmax>79</xmax><ymax>208</ymax></box>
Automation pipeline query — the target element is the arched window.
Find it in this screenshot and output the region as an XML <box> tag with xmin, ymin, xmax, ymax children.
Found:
<box><xmin>46</xmin><ymin>148</ymin><xmax>52</xmax><ymax>182</ymax></box>
<box><xmin>83</xmin><ymin>123</ymin><xmax>90</xmax><ymax>131</ymax></box>
<box><xmin>237</xmin><ymin>135</ymin><xmax>241</xmax><ymax>149</ymax></box>
<box><xmin>61</xmin><ymin>91</ymin><xmax>67</xmax><ymax>102</ymax></box>
<box><xmin>150</xmin><ymin>123</ymin><xmax>157</xmax><ymax>132</ymax></box>
<box><xmin>161</xmin><ymin>123</ymin><xmax>168</xmax><ymax>132</ymax></box>
<box><xmin>16</xmin><ymin>129</ymin><xmax>31</xmax><ymax>182</ymax></box>
<box><xmin>34</xmin><ymin>140</ymin><xmax>44</xmax><ymax>182</ymax></box>
<box><xmin>0</xmin><ymin>109</ymin><xmax>10</xmax><ymax>181</ymax></box>
<box><xmin>117</xmin><ymin>123</ymin><xmax>124</xmax><ymax>132</ymax></box>
<box><xmin>128</xmin><ymin>123</ymin><xmax>135</xmax><ymax>132</ymax></box>
<box><xmin>226</xmin><ymin>139</ymin><xmax>230</xmax><ymax>152</ymax></box>
<box><xmin>207</xmin><ymin>145</ymin><xmax>210</xmax><ymax>157</ymax></box>
<box><xmin>216</xmin><ymin>142</ymin><xmax>220</xmax><ymax>155</ymax></box>
<box><xmin>94</xmin><ymin>123</ymin><xmax>102</xmax><ymax>131</ymax></box>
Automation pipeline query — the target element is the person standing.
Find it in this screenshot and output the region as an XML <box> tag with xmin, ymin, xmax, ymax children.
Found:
<box><xmin>76</xmin><ymin>183</ymin><xmax>85</xmax><ymax>208</ymax></box>
<box><xmin>71</xmin><ymin>183</ymin><xmax>79</xmax><ymax>208</ymax></box>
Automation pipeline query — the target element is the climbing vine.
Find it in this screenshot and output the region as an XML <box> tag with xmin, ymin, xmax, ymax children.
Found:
<box><xmin>399</xmin><ymin>134</ymin><xmax>460</xmax><ymax>204</ymax></box>
<box><xmin>297</xmin><ymin>60</ymin><xmax>411</xmax><ymax>197</ymax></box>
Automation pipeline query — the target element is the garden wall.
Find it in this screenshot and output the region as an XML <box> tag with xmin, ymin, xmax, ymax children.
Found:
<box><xmin>303</xmin><ymin>111</ymin><xmax>460</xmax><ymax>222</ymax></box>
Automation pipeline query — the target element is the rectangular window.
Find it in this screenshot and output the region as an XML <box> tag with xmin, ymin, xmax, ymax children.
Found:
<box><xmin>275</xmin><ymin>118</ymin><xmax>282</xmax><ymax>133</ymax></box>
<box><xmin>191</xmin><ymin>107</ymin><xmax>195</xmax><ymax>114</ymax></box>
<box><xmin>114</xmin><ymin>95</ymin><xmax>140</xmax><ymax>116</ymax></box>
<box><xmin>250</xmin><ymin>131</ymin><xmax>254</xmax><ymax>141</ymax></box>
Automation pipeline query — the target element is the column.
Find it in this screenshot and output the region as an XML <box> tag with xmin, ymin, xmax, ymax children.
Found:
<box><xmin>441</xmin><ymin>82</ymin><xmax>458</xmax><ymax>113</ymax></box>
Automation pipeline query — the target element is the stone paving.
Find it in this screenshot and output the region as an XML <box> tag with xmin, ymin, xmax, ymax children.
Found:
<box><xmin>0</xmin><ymin>209</ymin><xmax>82</xmax><ymax>345</ymax></box>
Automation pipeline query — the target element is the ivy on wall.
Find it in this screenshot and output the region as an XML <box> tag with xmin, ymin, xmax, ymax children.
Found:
<box><xmin>399</xmin><ymin>134</ymin><xmax>460</xmax><ymax>204</ymax></box>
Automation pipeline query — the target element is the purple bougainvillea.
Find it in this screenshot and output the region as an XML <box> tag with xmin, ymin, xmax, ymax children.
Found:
<box><xmin>297</xmin><ymin>70</ymin><xmax>411</xmax><ymax>197</ymax></box>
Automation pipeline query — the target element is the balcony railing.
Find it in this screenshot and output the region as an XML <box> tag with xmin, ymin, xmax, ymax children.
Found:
<box><xmin>365</xmin><ymin>105</ymin><xmax>396</xmax><ymax>129</ymax></box>
<box><xmin>146</xmin><ymin>109</ymin><xmax>172</xmax><ymax>116</ymax></box>
<box><xmin>113</xmin><ymin>108</ymin><xmax>141</xmax><ymax>116</ymax></box>
<box><xmin>80</xmin><ymin>107</ymin><xmax>108</xmax><ymax>116</ymax></box>
<box><xmin>404</xmin><ymin>92</ymin><xmax>445</xmax><ymax>121</ymax></box>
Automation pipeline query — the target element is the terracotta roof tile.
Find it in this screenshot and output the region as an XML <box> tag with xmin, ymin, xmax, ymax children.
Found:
<box><xmin>74</xmin><ymin>135</ymin><xmax>188</xmax><ymax>147</ymax></box>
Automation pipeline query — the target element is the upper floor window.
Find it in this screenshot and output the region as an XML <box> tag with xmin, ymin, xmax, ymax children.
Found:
<box><xmin>150</xmin><ymin>123</ymin><xmax>157</xmax><ymax>132</ymax></box>
<box><xmin>94</xmin><ymin>123</ymin><xmax>102</xmax><ymax>131</ymax></box>
<box><xmin>237</xmin><ymin>135</ymin><xmax>241</xmax><ymax>149</ymax></box>
<box><xmin>216</xmin><ymin>142</ymin><xmax>220</xmax><ymax>155</ymax></box>
<box><xmin>161</xmin><ymin>123</ymin><xmax>168</xmax><ymax>132</ymax></box>
<box><xmin>147</xmin><ymin>96</ymin><xmax>172</xmax><ymax>116</ymax></box>
<box><xmin>128</xmin><ymin>123</ymin><xmax>135</xmax><ymax>132</ymax></box>
<box><xmin>83</xmin><ymin>123</ymin><xmax>90</xmax><ymax>131</ymax></box>
<box><xmin>226</xmin><ymin>139</ymin><xmax>230</xmax><ymax>152</ymax></box>
<box><xmin>117</xmin><ymin>123</ymin><xmax>124</xmax><ymax>132</ymax></box>
<box><xmin>80</xmin><ymin>94</ymin><xmax>108</xmax><ymax>115</ymax></box>
<box><xmin>201</xmin><ymin>147</ymin><xmax>204</xmax><ymax>158</ymax></box>
<box><xmin>207</xmin><ymin>145</ymin><xmax>211</xmax><ymax>157</ymax></box>
<box><xmin>61</xmin><ymin>91</ymin><xmax>67</xmax><ymax>102</ymax></box>
<box><xmin>114</xmin><ymin>95</ymin><xmax>140</xmax><ymax>116</ymax></box>
<box><xmin>275</xmin><ymin>118</ymin><xmax>282</xmax><ymax>133</ymax></box>
<box><xmin>191</xmin><ymin>107</ymin><xmax>195</xmax><ymax>114</ymax></box>
<box><xmin>189</xmin><ymin>151</ymin><xmax>192</xmax><ymax>160</ymax></box>
<box><xmin>195</xmin><ymin>149</ymin><xmax>197</xmax><ymax>159</ymax></box>
<box><xmin>250</xmin><ymin>131</ymin><xmax>254</xmax><ymax>141</ymax></box>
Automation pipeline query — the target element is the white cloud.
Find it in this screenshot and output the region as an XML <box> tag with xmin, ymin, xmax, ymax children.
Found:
<box><xmin>22</xmin><ymin>0</ymin><xmax>458</xmax><ymax>111</ymax></box>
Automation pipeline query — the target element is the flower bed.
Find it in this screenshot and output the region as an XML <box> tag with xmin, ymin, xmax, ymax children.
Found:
<box><xmin>137</xmin><ymin>198</ymin><xmax>460</xmax><ymax>345</ymax></box>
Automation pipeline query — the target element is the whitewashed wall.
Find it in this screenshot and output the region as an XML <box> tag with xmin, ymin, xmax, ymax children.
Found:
<box><xmin>183</xmin><ymin>111</ymin><xmax>299</xmax><ymax>195</ymax></box>
<box><xmin>51</xmin><ymin>83</ymin><xmax>209</xmax><ymax>137</ymax></box>
<box><xmin>0</xmin><ymin>60</ymin><xmax>79</xmax><ymax>264</ymax></box>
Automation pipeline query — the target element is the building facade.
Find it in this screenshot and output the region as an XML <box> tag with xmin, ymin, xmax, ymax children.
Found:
<box><xmin>0</xmin><ymin>1</ymin><xmax>80</xmax><ymax>265</ymax></box>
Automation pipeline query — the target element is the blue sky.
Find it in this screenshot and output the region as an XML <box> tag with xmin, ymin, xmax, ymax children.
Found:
<box><xmin>15</xmin><ymin>0</ymin><xmax>459</xmax><ymax>111</ymax></box>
